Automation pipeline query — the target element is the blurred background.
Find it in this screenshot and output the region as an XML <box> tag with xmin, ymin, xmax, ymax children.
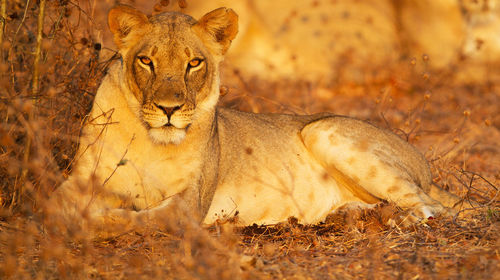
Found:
<box><xmin>91</xmin><ymin>0</ymin><xmax>500</xmax><ymax>86</ymax></box>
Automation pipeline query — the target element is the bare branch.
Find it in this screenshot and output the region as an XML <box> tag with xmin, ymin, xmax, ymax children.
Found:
<box><xmin>16</xmin><ymin>0</ymin><xmax>47</xmax><ymax>209</ymax></box>
<box><xmin>0</xmin><ymin>0</ymin><xmax>6</xmax><ymax>54</ymax></box>
<box><xmin>32</xmin><ymin>0</ymin><xmax>46</xmax><ymax>96</ymax></box>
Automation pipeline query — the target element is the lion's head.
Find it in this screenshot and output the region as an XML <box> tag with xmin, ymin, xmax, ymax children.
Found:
<box><xmin>108</xmin><ymin>6</ymin><xmax>238</xmax><ymax>145</ymax></box>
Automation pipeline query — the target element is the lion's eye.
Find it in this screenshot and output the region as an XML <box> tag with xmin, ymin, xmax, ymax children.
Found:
<box><xmin>138</xmin><ymin>56</ymin><xmax>153</xmax><ymax>66</ymax></box>
<box><xmin>188</xmin><ymin>58</ymin><xmax>203</xmax><ymax>68</ymax></box>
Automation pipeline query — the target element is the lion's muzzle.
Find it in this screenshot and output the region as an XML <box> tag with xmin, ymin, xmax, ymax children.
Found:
<box><xmin>155</xmin><ymin>103</ymin><xmax>183</xmax><ymax>126</ymax></box>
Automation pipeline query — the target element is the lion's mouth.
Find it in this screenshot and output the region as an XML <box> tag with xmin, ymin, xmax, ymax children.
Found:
<box><xmin>141</xmin><ymin>108</ymin><xmax>191</xmax><ymax>131</ymax></box>
<box><xmin>159</xmin><ymin>121</ymin><xmax>191</xmax><ymax>131</ymax></box>
<box><xmin>147</xmin><ymin>123</ymin><xmax>189</xmax><ymax>145</ymax></box>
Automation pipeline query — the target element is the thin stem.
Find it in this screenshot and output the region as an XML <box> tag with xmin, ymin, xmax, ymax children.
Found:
<box><xmin>0</xmin><ymin>0</ymin><xmax>6</xmax><ymax>55</ymax></box>
<box><xmin>32</xmin><ymin>0</ymin><xmax>46</xmax><ymax>96</ymax></box>
<box><xmin>17</xmin><ymin>0</ymin><xmax>46</xmax><ymax>209</ymax></box>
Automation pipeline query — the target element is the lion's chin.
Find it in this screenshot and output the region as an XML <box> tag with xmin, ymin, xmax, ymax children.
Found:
<box><xmin>148</xmin><ymin>126</ymin><xmax>187</xmax><ymax>145</ymax></box>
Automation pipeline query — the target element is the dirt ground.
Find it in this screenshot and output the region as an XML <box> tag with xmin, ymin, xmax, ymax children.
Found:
<box><xmin>0</xmin><ymin>0</ymin><xmax>499</xmax><ymax>279</ymax></box>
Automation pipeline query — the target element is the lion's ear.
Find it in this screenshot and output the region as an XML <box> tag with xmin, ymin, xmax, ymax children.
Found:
<box><xmin>193</xmin><ymin>7</ymin><xmax>238</xmax><ymax>56</ymax></box>
<box><xmin>108</xmin><ymin>5</ymin><xmax>149</xmax><ymax>49</ymax></box>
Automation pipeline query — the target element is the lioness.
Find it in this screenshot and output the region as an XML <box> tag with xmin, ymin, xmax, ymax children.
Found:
<box><xmin>51</xmin><ymin>5</ymin><xmax>459</xmax><ymax>235</ymax></box>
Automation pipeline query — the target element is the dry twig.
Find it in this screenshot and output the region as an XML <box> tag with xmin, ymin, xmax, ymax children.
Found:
<box><xmin>0</xmin><ymin>0</ymin><xmax>6</xmax><ymax>51</ymax></box>
<box><xmin>17</xmin><ymin>0</ymin><xmax>46</xmax><ymax>208</ymax></box>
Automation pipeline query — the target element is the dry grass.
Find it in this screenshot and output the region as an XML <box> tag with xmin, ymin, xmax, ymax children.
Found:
<box><xmin>0</xmin><ymin>0</ymin><xmax>499</xmax><ymax>279</ymax></box>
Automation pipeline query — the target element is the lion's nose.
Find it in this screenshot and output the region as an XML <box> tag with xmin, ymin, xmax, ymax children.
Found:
<box><xmin>155</xmin><ymin>103</ymin><xmax>183</xmax><ymax>119</ymax></box>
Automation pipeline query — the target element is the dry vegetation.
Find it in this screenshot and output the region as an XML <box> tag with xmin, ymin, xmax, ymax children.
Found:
<box><xmin>0</xmin><ymin>0</ymin><xmax>499</xmax><ymax>279</ymax></box>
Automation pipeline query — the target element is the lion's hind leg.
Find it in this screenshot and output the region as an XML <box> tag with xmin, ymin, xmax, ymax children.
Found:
<box><xmin>300</xmin><ymin>116</ymin><xmax>445</xmax><ymax>221</ymax></box>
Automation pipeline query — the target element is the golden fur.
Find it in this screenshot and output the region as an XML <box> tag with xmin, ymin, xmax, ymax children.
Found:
<box><xmin>51</xmin><ymin>6</ymin><xmax>460</xmax><ymax>237</ymax></box>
